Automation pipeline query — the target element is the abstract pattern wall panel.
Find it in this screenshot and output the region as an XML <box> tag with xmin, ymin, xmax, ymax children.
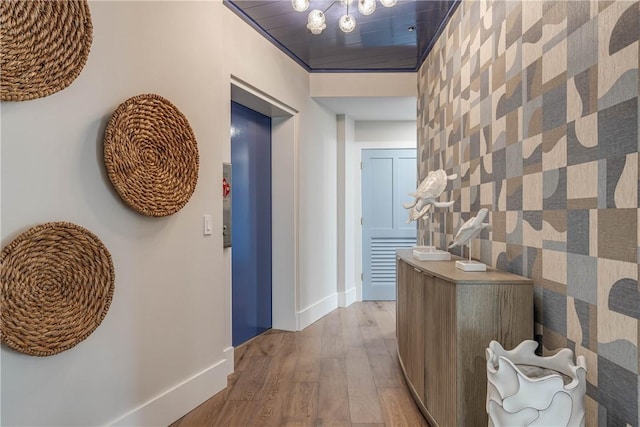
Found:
<box><xmin>417</xmin><ymin>1</ymin><xmax>639</xmax><ymax>425</ymax></box>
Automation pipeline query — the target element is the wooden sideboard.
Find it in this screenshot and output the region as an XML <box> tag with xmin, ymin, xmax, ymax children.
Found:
<box><xmin>396</xmin><ymin>249</ymin><xmax>533</xmax><ymax>427</ymax></box>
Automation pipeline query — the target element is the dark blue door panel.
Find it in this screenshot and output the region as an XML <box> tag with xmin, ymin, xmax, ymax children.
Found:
<box><xmin>231</xmin><ymin>102</ymin><xmax>272</xmax><ymax>346</ymax></box>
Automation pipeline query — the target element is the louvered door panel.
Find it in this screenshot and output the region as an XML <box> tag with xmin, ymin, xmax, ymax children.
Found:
<box><xmin>371</xmin><ymin>237</ymin><xmax>415</xmax><ymax>286</ymax></box>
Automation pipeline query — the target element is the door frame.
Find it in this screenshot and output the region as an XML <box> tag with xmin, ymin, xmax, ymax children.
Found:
<box><xmin>228</xmin><ymin>77</ymin><xmax>299</xmax><ymax>340</ymax></box>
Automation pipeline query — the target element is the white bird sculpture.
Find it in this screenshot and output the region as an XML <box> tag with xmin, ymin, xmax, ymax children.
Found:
<box><xmin>448</xmin><ymin>208</ymin><xmax>492</xmax><ymax>249</ymax></box>
<box><xmin>403</xmin><ymin>169</ymin><xmax>457</xmax><ymax>223</ymax></box>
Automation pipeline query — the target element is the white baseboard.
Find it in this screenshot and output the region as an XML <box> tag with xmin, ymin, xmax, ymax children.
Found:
<box><xmin>108</xmin><ymin>349</ymin><xmax>234</xmax><ymax>427</ymax></box>
<box><xmin>297</xmin><ymin>292</ymin><xmax>338</xmax><ymax>330</ymax></box>
<box><xmin>223</xmin><ymin>346</ymin><xmax>234</xmax><ymax>374</ymax></box>
<box><xmin>338</xmin><ymin>287</ymin><xmax>357</xmax><ymax>307</ymax></box>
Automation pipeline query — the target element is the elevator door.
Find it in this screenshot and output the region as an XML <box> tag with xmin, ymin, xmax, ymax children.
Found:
<box><xmin>231</xmin><ymin>101</ymin><xmax>272</xmax><ymax>346</ymax></box>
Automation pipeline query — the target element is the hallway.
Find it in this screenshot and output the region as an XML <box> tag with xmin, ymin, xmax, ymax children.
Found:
<box><xmin>171</xmin><ymin>302</ymin><xmax>428</xmax><ymax>426</ymax></box>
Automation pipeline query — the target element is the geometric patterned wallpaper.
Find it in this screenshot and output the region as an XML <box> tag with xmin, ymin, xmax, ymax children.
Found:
<box><xmin>417</xmin><ymin>1</ymin><xmax>639</xmax><ymax>425</ymax></box>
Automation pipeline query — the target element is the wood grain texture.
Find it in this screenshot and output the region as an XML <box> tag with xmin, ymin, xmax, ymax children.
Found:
<box><xmin>405</xmin><ymin>266</ymin><xmax>426</xmax><ymax>402</ymax></box>
<box><xmin>378</xmin><ymin>387</ymin><xmax>430</xmax><ymax>427</ymax></box>
<box><xmin>283</xmin><ymin>382</ymin><xmax>318</xmax><ymax>426</ymax></box>
<box><xmin>293</xmin><ymin>335</ymin><xmax>322</xmax><ymax>383</ymax></box>
<box><xmin>249</xmin><ymin>341</ymin><xmax>299</xmax><ymax>426</ymax></box>
<box><xmin>424</xmin><ymin>276</ymin><xmax>456</xmax><ymax>427</ymax></box>
<box><xmin>396</xmin><ymin>248</ymin><xmax>534</xmax><ymax>284</ymax></box>
<box><xmin>346</xmin><ymin>347</ymin><xmax>384</xmax><ymax>423</ymax></box>
<box><xmin>317</xmin><ymin>358</ymin><xmax>351</xmax><ymax>425</ymax></box>
<box><xmin>368</xmin><ymin>354</ymin><xmax>405</xmax><ymax>388</ymax></box>
<box><xmin>395</xmin><ymin>252</ymin><xmax>534</xmax><ymax>427</ymax></box>
<box><xmin>227</xmin><ymin>355</ymin><xmax>271</xmax><ymax>401</ymax></box>
<box><xmin>170</xmin><ymin>303</ymin><xmax>427</xmax><ymax>427</ymax></box>
<box><xmin>456</xmin><ymin>282</ymin><xmax>534</xmax><ymax>426</ymax></box>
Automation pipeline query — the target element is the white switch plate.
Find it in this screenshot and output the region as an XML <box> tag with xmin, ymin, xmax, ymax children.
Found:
<box><xmin>203</xmin><ymin>214</ymin><xmax>213</xmax><ymax>235</ymax></box>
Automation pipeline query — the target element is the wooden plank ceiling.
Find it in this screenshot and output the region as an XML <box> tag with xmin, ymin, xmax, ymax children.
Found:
<box><xmin>225</xmin><ymin>0</ymin><xmax>459</xmax><ymax>72</ymax></box>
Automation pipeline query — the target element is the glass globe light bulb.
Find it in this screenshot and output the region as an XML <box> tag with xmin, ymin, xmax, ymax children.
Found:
<box><xmin>307</xmin><ymin>10</ymin><xmax>326</xmax><ymax>34</ymax></box>
<box><xmin>292</xmin><ymin>0</ymin><xmax>310</xmax><ymax>12</ymax></box>
<box><xmin>379</xmin><ymin>0</ymin><xmax>397</xmax><ymax>7</ymax></box>
<box><xmin>358</xmin><ymin>0</ymin><xmax>376</xmax><ymax>15</ymax></box>
<box><xmin>339</xmin><ymin>14</ymin><xmax>356</xmax><ymax>33</ymax></box>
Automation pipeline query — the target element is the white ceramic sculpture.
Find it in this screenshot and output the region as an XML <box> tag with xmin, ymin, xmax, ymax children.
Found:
<box><xmin>486</xmin><ymin>340</ymin><xmax>587</xmax><ymax>427</ymax></box>
<box><xmin>449</xmin><ymin>208</ymin><xmax>492</xmax><ymax>249</ymax></box>
<box><xmin>403</xmin><ymin>169</ymin><xmax>457</xmax><ymax>261</ymax></box>
<box><xmin>449</xmin><ymin>208</ymin><xmax>491</xmax><ymax>271</ymax></box>
<box><xmin>402</xmin><ymin>169</ymin><xmax>457</xmax><ymax>223</ymax></box>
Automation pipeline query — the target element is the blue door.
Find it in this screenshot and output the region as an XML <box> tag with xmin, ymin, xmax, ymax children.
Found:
<box><xmin>362</xmin><ymin>149</ymin><xmax>417</xmax><ymax>300</ymax></box>
<box><xmin>231</xmin><ymin>102</ymin><xmax>272</xmax><ymax>346</ymax></box>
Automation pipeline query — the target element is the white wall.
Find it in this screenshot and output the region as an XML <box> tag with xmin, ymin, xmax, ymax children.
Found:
<box><xmin>0</xmin><ymin>1</ymin><xmax>336</xmax><ymax>426</ymax></box>
<box><xmin>348</xmin><ymin>121</ymin><xmax>417</xmax><ymax>301</ymax></box>
<box><xmin>336</xmin><ymin>115</ymin><xmax>356</xmax><ymax>307</ymax></box>
<box><xmin>297</xmin><ymin>99</ymin><xmax>338</xmax><ymax>327</ymax></box>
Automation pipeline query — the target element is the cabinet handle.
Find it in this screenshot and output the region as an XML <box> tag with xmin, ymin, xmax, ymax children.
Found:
<box><xmin>414</xmin><ymin>268</ymin><xmax>421</xmax><ymax>273</ymax></box>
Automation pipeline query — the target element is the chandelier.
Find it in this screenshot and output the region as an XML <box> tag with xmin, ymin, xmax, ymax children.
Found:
<box><xmin>292</xmin><ymin>0</ymin><xmax>398</xmax><ymax>35</ymax></box>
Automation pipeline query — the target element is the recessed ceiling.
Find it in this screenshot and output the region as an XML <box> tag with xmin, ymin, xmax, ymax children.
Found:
<box><xmin>225</xmin><ymin>0</ymin><xmax>459</xmax><ymax>72</ymax></box>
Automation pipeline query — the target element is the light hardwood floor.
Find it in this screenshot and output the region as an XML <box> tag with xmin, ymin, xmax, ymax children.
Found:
<box><xmin>170</xmin><ymin>301</ymin><xmax>429</xmax><ymax>427</ymax></box>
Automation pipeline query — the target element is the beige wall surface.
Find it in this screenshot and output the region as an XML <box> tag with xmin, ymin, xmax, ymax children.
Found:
<box><xmin>310</xmin><ymin>72</ymin><xmax>417</xmax><ymax>98</ymax></box>
<box><xmin>0</xmin><ymin>1</ymin><xmax>337</xmax><ymax>425</ymax></box>
<box><xmin>417</xmin><ymin>1</ymin><xmax>639</xmax><ymax>425</ymax></box>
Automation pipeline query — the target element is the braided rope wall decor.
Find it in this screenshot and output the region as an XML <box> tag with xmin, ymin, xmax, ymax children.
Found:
<box><xmin>1</xmin><ymin>222</ymin><xmax>115</xmax><ymax>356</ymax></box>
<box><xmin>0</xmin><ymin>0</ymin><xmax>93</xmax><ymax>101</ymax></box>
<box><xmin>104</xmin><ymin>94</ymin><xmax>199</xmax><ymax>217</ymax></box>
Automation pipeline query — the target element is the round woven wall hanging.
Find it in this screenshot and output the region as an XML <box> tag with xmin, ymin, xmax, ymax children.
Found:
<box><xmin>0</xmin><ymin>0</ymin><xmax>93</xmax><ymax>101</ymax></box>
<box><xmin>104</xmin><ymin>94</ymin><xmax>199</xmax><ymax>217</ymax></box>
<box><xmin>1</xmin><ymin>222</ymin><xmax>115</xmax><ymax>357</ymax></box>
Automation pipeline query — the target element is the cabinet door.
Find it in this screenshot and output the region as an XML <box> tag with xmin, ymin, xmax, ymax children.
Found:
<box><xmin>407</xmin><ymin>267</ymin><xmax>425</xmax><ymax>402</ymax></box>
<box><xmin>425</xmin><ymin>277</ymin><xmax>456</xmax><ymax>427</ymax></box>
<box><xmin>396</xmin><ymin>258</ymin><xmax>410</xmax><ymax>364</ymax></box>
<box><xmin>396</xmin><ymin>259</ymin><xmax>425</xmax><ymax>402</ymax></box>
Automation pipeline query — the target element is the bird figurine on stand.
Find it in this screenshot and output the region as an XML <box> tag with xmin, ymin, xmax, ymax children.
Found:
<box><xmin>449</xmin><ymin>208</ymin><xmax>492</xmax><ymax>271</ymax></box>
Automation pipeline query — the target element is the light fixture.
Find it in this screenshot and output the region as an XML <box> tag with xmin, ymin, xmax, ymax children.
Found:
<box><xmin>358</xmin><ymin>0</ymin><xmax>376</xmax><ymax>15</ymax></box>
<box><xmin>306</xmin><ymin>9</ymin><xmax>326</xmax><ymax>34</ymax></box>
<box><xmin>338</xmin><ymin>13</ymin><xmax>356</xmax><ymax>32</ymax></box>
<box><xmin>292</xmin><ymin>0</ymin><xmax>310</xmax><ymax>12</ymax></box>
<box><xmin>338</xmin><ymin>0</ymin><xmax>356</xmax><ymax>33</ymax></box>
<box><xmin>293</xmin><ymin>0</ymin><xmax>396</xmax><ymax>35</ymax></box>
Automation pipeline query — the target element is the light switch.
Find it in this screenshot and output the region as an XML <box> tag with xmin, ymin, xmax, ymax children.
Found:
<box><xmin>203</xmin><ymin>214</ymin><xmax>213</xmax><ymax>235</ymax></box>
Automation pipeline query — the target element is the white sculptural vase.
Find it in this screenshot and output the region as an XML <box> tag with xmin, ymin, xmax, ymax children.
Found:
<box><xmin>486</xmin><ymin>340</ymin><xmax>587</xmax><ymax>427</ymax></box>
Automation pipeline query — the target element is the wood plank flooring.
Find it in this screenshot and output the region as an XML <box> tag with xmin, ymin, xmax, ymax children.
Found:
<box><xmin>170</xmin><ymin>302</ymin><xmax>428</xmax><ymax>427</ymax></box>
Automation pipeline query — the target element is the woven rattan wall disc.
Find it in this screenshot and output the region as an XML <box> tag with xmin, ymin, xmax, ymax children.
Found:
<box><xmin>104</xmin><ymin>94</ymin><xmax>199</xmax><ymax>217</ymax></box>
<box><xmin>1</xmin><ymin>222</ymin><xmax>115</xmax><ymax>356</ymax></box>
<box><xmin>0</xmin><ymin>0</ymin><xmax>93</xmax><ymax>101</ymax></box>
